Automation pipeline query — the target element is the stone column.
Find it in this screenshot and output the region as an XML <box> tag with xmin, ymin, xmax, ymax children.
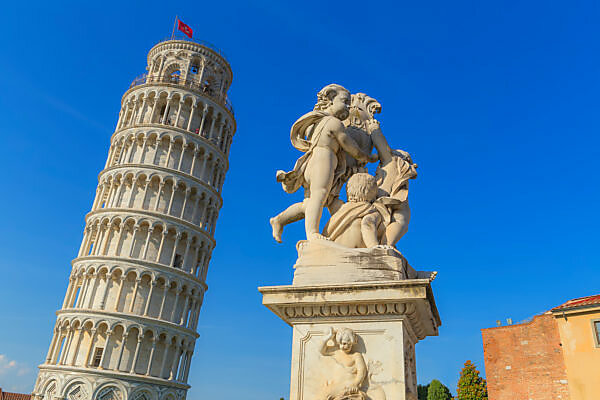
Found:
<box><xmin>130</xmin><ymin>334</ymin><xmax>143</xmax><ymax>374</ymax></box>
<box><xmin>115</xmin><ymin>331</ymin><xmax>127</xmax><ymax>371</ymax></box>
<box><xmin>158</xmin><ymin>284</ymin><xmax>170</xmax><ymax>319</ymax></box>
<box><xmin>129</xmin><ymin>278</ymin><xmax>141</xmax><ymax>313</ymax></box>
<box><xmin>180</xmin><ymin>189</ymin><xmax>191</xmax><ymax>219</ymax></box>
<box><xmin>156</xmin><ymin>230</ymin><xmax>169</xmax><ymax>263</ymax></box>
<box><xmin>159</xmin><ymin>340</ymin><xmax>171</xmax><ymax>379</ymax></box>
<box><xmin>142</xmin><ymin>227</ymin><xmax>154</xmax><ymax>259</ymax></box>
<box><xmin>174</xmin><ymin>101</ymin><xmax>184</xmax><ymax>127</ymax></box>
<box><xmin>170</xmin><ymin>288</ymin><xmax>182</xmax><ymax>322</ymax></box>
<box><xmin>113</xmin><ymin>276</ymin><xmax>126</xmax><ymax>312</ymax></box>
<box><xmin>144</xmin><ymin>280</ymin><xmax>157</xmax><ymax>316</ymax></box>
<box><xmin>146</xmin><ymin>338</ymin><xmax>157</xmax><ymax>375</ymax></box>
<box><xmin>99</xmin><ymin>275</ymin><xmax>112</xmax><ymax>309</ymax></box>
<box><xmin>84</xmin><ymin>329</ymin><xmax>98</xmax><ymax>367</ymax></box>
<box><xmin>98</xmin><ymin>330</ymin><xmax>112</xmax><ymax>369</ymax></box>
<box><xmin>187</xmin><ymin>103</ymin><xmax>197</xmax><ymax>131</ymax></box>
<box><xmin>170</xmin><ymin>233</ymin><xmax>182</xmax><ymax>266</ymax></box>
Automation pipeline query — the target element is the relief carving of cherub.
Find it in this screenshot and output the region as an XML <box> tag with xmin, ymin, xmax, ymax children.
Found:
<box><xmin>319</xmin><ymin>327</ymin><xmax>367</xmax><ymax>400</ymax></box>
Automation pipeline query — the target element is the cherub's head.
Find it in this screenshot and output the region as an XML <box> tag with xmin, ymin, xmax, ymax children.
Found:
<box><xmin>336</xmin><ymin>328</ymin><xmax>357</xmax><ymax>354</ymax></box>
<box><xmin>346</xmin><ymin>173</ymin><xmax>378</xmax><ymax>203</ymax></box>
<box><xmin>314</xmin><ymin>84</ymin><xmax>350</xmax><ymax>120</ymax></box>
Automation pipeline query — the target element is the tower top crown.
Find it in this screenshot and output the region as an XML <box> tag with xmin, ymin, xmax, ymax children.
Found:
<box><xmin>128</xmin><ymin>36</ymin><xmax>234</xmax><ymax>114</ymax></box>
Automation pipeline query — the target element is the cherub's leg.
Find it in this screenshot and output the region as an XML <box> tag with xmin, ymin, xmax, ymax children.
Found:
<box><xmin>361</xmin><ymin>213</ymin><xmax>382</xmax><ymax>247</ymax></box>
<box><xmin>270</xmin><ymin>202</ymin><xmax>305</xmax><ymax>243</ymax></box>
<box><xmin>382</xmin><ymin>202</ymin><xmax>410</xmax><ymax>246</ymax></box>
<box><xmin>304</xmin><ymin>149</ymin><xmax>336</xmax><ymax>240</ymax></box>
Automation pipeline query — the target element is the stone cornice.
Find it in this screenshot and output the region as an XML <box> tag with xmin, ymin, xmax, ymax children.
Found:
<box><xmin>259</xmin><ymin>280</ymin><xmax>441</xmax><ymax>340</ymax></box>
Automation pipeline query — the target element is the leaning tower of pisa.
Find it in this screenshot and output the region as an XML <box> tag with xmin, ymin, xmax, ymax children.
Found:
<box><xmin>32</xmin><ymin>36</ymin><xmax>235</xmax><ymax>400</ymax></box>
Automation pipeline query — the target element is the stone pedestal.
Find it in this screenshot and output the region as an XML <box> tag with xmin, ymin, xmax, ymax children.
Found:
<box><xmin>259</xmin><ymin>241</ymin><xmax>441</xmax><ymax>400</ymax></box>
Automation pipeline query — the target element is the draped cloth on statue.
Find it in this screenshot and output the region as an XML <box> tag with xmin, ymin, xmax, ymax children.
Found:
<box><xmin>276</xmin><ymin>111</ymin><xmax>349</xmax><ymax>201</ymax></box>
<box><xmin>323</xmin><ymin>200</ymin><xmax>391</xmax><ymax>242</ymax></box>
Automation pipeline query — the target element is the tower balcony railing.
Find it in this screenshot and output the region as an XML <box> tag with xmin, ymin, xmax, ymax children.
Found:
<box><xmin>157</xmin><ymin>35</ymin><xmax>228</xmax><ymax>59</ymax></box>
<box><xmin>129</xmin><ymin>73</ymin><xmax>234</xmax><ymax>115</ymax></box>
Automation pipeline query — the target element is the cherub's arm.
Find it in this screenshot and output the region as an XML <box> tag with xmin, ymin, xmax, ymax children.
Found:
<box><xmin>327</xmin><ymin>119</ymin><xmax>378</xmax><ymax>163</ymax></box>
<box><xmin>366</xmin><ymin>120</ymin><xmax>393</xmax><ymax>165</ymax></box>
<box><xmin>352</xmin><ymin>353</ymin><xmax>368</xmax><ymax>388</ymax></box>
<box><xmin>320</xmin><ymin>327</ymin><xmax>336</xmax><ymax>356</ymax></box>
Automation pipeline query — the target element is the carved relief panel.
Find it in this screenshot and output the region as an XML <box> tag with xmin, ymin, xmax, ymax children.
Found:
<box><xmin>291</xmin><ymin>320</ymin><xmax>414</xmax><ymax>400</ymax></box>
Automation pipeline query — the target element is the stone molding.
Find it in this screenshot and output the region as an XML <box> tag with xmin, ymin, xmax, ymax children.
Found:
<box><xmin>260</xmin><ymin>280</ymin><xmax>440</xmax><ymax>341</ymax></box>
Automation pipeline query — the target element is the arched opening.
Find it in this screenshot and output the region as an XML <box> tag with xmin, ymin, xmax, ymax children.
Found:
<box><xmin>66</xmin><ymin>383</ymin><xmax>89</xmax><ymax>400</ymax></box>
<box><xmin>42</xmin><ymin>380</ymin><xmax>56</xmax><ymax>400</ymax></box>
<box><xmin>96</xmin><ymin>386</ymin><xmax>122</xmax><ymax>400</ymax></box>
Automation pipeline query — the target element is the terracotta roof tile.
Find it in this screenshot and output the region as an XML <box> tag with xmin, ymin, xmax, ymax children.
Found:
<box><xmin>1</xmin><ymin>392</ymin><xmax>31</xmax><ymax>400</ymax></box>
<box><xmin>552</xmin><ymin>294</ymin><xmax>600</xmax><ymax>312</ymax></box>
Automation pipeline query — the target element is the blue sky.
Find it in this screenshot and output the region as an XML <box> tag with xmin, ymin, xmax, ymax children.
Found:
<box><xmin>1</xmin><ymin>1</ymin><xmax>599</xmax><ymax>398</ymax></box>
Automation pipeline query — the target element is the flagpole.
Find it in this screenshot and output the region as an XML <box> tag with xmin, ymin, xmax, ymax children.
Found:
<box><xmin>171</xmin><ymin>15</ymin><xmax>178</xmax><ymax>39</ymax></box>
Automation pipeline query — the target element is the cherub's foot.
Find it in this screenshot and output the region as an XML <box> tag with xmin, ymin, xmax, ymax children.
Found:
<box><xmin>270</xmin><ymin>217</ymin><xmax>283</xmax><ymax>243</ymax></box>
<box><xmin>374</xmin><ymin>244</ymin><xmax>395</xmax><ymax>250</ymax></box>
<box><xmin>308</xmin><ymin>232</ymin><xmax>330</xmax><ymax>241</ymax></box>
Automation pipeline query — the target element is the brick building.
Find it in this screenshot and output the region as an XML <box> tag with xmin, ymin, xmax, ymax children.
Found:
<box><xmin>481</xmin><ymin>294</ymin><xmax>600</xmax><ymax>400</ymax></box>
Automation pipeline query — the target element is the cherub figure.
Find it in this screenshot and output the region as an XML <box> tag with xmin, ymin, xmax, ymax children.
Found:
<box><xmin>322</xmin><ymin>173</ymin><xmax>388</xmax><ymax>248</ymax></box>
<box><xmin>270</xmin><ymin>84</ymin><xmax>378</xmax><ymax>242</ymax></box>
<box><xmin>319</xmin><ymin>327</ymin><xmax>367</xmax><ymax>400</ymax></box>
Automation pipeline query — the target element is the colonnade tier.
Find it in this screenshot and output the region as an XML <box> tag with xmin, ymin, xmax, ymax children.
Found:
<box><xmin>106</xmin><ymin>127</ymin><xmax>229</xmax><ymax>194</ymax></box>
<box><xmin>63</xmin><ymin>261</ymin><xmax>206</xmax><ymax>327</ymax></box>
<box><xmin>43</xmin><ymin>312</ymin><xmax>196</xmax><ymax>384</ymax></box>
<box><xmin>88</xmin><ymin>170</ymin><xmax>221</xmax><ymax>234</ymax></box>
<box><xmin>78</xmin><ymin>209</ymin><xmax>214</xmax><ymax>280</ymax></box>
<box><xmin>116</xmin><ymin>86</ymin><xmax>235</xmax><ymax>157</ymax></box>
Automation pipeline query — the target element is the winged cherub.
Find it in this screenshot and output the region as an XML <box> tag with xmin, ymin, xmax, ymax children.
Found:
<box><xmin>270</xmin><ymin>84</ymin><xmax>378</xmax><ymax>242</ymax></box>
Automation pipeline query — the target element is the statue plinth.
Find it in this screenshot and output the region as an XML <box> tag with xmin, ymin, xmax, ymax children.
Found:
<box><xmin>293</xmin><ymin>239</ymin><xmax>419</xmax><ymax>286</ymax></box>
<box><xmin>259</xmin><ymin>242</ymin><xmax>441</xmax><ymax>400</ymax></box>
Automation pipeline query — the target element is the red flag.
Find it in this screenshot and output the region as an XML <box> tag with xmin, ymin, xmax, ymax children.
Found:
<box><xmin>178</xmin><ymin>19</ymin><xmax>193</xmax><ymax>38</ymax></box>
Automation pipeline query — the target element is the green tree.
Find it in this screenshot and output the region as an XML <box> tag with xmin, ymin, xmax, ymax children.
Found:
<box><xmin>456</xmin><ymin>360</ymin><xmax>488</xmax><ymax>400</ymax></box>
<box><xmin>418</xmin><ymin>384</ymin><xmax>429</xmax><ymax>400</ymax></box>
<box><xmin>427</xmin><ymin>379</ymin><xmax>452</xmax><ymax>400</ymax></box>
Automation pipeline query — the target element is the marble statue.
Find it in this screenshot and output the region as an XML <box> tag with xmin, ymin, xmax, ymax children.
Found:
<box><xmin>319</xmin><ymin>327</ymin><xmax>367</xmax><ymax>400</ymax></box>
<box><xmin>270</xmin><ymin>84</ymin><xmax>378</xmax><ymax>243</ymax></box>
<box><xmin>270</xmin><ymin>85</ymin><xmax>417</xmax><ymax>248</ymax></box>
